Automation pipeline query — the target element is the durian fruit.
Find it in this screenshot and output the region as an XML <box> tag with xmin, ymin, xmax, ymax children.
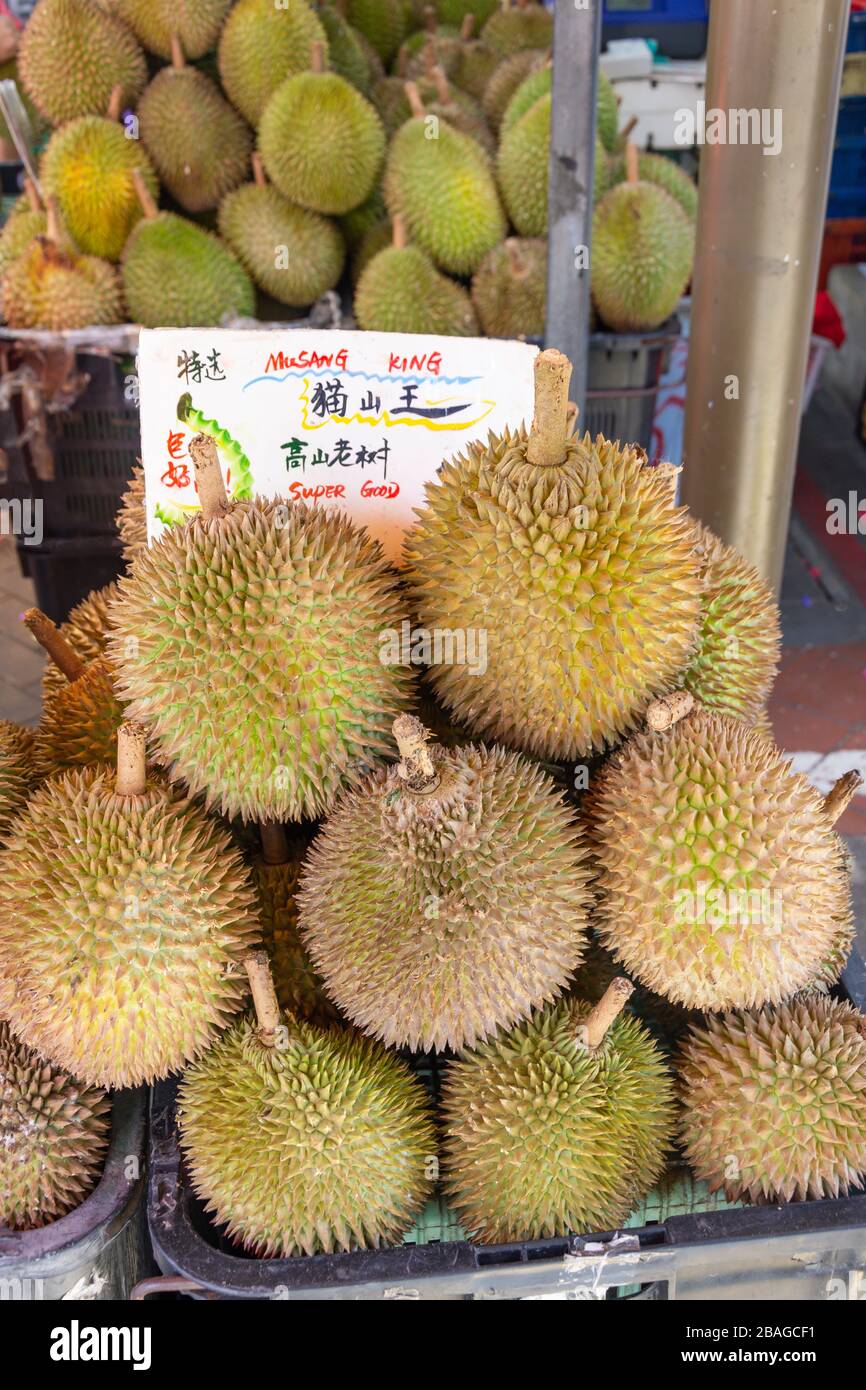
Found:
<box><xmin>25</xmin><ymin>608</ymin><xmax>125</xmax><ymax>773</ymax></box>
<box><xmin>424</xmin><ymin>64</ymin><xmax>495</xmax><ymax>154</ymax></box>
<box><xmin>218</xmin><ymin>0</ymin><xmax>326</xmax><ymax>125</ymax></box>
<box><xmin>41</xmin><ymin>582</ymin><xmax>120</xmax><ymax>703</ymax></box>
<box><xmin>339</xmin><ymin>185</ymin><xmax>387</xmax><ymax>248</ymax></box>
<box><xmin>499</xmin><ymin>58</ymin><xmax>549</xmax><ymax>132</ymax></box>
<box><xmin>371</xmin><ymin>74</ymin><xmax>414</xmax><ymax>136</ymax></box>
<box><xmin>679</xmin><ymin>996</ymin><xmax>866</xmax><ymax>1203</ymax></box>
<box><xmin>457</xmin><ymin>30</ymin><xmax>500</xmax><ymax>101</ymax></box>
<box><xmin>597</xmin><ymin>68</ymin><xmax>619</xmax><ymax>152</ymax></box>
<box><xmin>0</xmin><ymin>721</ymin><xmax>38</xmax><ymax>835</ymax></box>
<box><xmin>113</xmin><ymin>0</ymin><xmax>231</xmax><ymax>61</ymax></box>
<box><xmin>137</xmin><ymin>39</ymin><xmax>252</xmax><ymax>215</ymax></box>
<box><xmin>0</xmin><ymin>1021</ymin><xmax>111</xmax><ymax>1231</ymax></box>
<box><xmin>572</xmin><ymin>933</ymin><xmax>701</xmax><ymax>1048</ymax></box>
<box><xmin>355</xmin><ymin>216</ymin><xmax>478</xmax><ymax>334</ymax></box>
<box><xmin>589</xmin><ymin>691</ymin><xmax>860</xmax><ymax>1012</ymax></box>
<box><xmin>0</xmin><ymin>181</ymin><xmax>46</xmax><ymax>282</ymax></box>
<box><xmin>179</xmin><ymin>952</ymin><xmax>434</xmax><ymax>1256</ymax></box>
<box><xmin>1</xmin><ymin>207</ymin><xmax>123</xmax><ymax>331</ymax></box>
<box><xmin>116</xmin><ymin>463</ymin><xmax>148</xmax><ymax>567</ymax></box>
<box><xmin>681</xmin><ymin>522</ymin><xmax>781</xmax><ymax>726</ymax></box>
<box><xmin>19</xmin><ymin>0</ymin><xmax>146</xmax><ymax>127</ymax></box>
<box><xmin>592</xmin><ymin>145</ymin><xmax>694</xmax><ymax>332</ymax></box>
<box><xmin>481</xmin><ymin>46</ymin><xmax>545</xmax><ymax>130</ymax></box>
<box><xmin>344</xmin><ymin>0</ymin><xmax>407</xmax><ymax>64</ymax></box>
<box><xmin>122</xmin><ymin>173</ymin><xmax>254</xmax><ymax>328</ymax></box>
<box><xmin>442</xmin><ymin>978</ymin><xmax>676</xmax><ymax>1242</ymax></box>
<box><xmin>218</xmin><ymin>155</ymin><xmax>345</xmax><ymax>308</ymax></box>
<box><xmin>496</xmin><ymin>92</ymin><xmax>553</xmax><ymax>236</ymax></box>
<box><xmin>351</xmin><ymin>216</ymin><xmax>392</xmax><ymax>286</ymax></box>
<box><xmin>318</xmin><ymin>3</ymin><xmax>374</xmax><ymax>94</ymax></box>
<box><xmin>481</xmin><ymin>0</ymin><xmax>552</xmax><ymax>56</ymax></box>
<box><xmin>404</xmin><ymin>351</ymin><xmax>703</xmax><ymax>761</ymax></box>
<box><xmin>107</xmin><ymin>434</ymin><xmax>413</xmax><ymax>823</ymax></box>
<box><xmin>397</xmin><ymin>25</ymin><xmax>462</xmax><ymax>82</ymax></box>
<box><xmin>437</xmin><ymin>0</ymin><xmax>499</xmax><ymax>25</ymax></box>
<box><xmin>471</xmin><ymin>236</ymin><xmax>545</xmax><ymax>338</ymax></box>
<box><xmin>39</xmin><ymin>93</ymin><xmax>159</xmax><ymax>260</ymax></box>
<box><xmin>298</xmin><ymin>715</ymin><xmax>592</xmax><ymax>1052</ymax></box>
<box><xmin>384</xmin><ymin>84</ymin><xmax>505</xmax><ymax>275</ymax></box>
<box><xmin>0</xmin><ymin>723</ymin><xmax>259</xmax><ymax>1090</ymax></box>
<box><xmin>259</xmin><ymin>44</ymin><xmax>385</xmax><ymax>216</ymax></box>
<box><xmin>608</xmin><ymin>150</ymin><xmax>698</xmax><ymax>221</ymax></box>
<box><xmin>253</xmin><ymin>822</ymin><xmax>340</xmax><ymax>1028</ymax></box>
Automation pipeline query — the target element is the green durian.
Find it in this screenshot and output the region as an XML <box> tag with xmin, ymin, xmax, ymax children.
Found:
<box><xmin>350</xmin><ymin>216</ymin><xmax>392</xmax><ymax>285</ymax></box>
<box><xmin>343</xmin><ymin>0</ymin><xmax>407</xmax><ymax>64</ymax></box>
<box><xmin>121</xmin><ymin>197</ymin><xmax>254</xmax><ymax>328</ymax></box>
<box><xmin>481</xmin><ymin>2</ymin><xmax>552</xmax><ymax>56</ymax></box>
<box><xmin>496</xmin><ymin>91</ymin><xmax>552</xmax><ymax>236</ymax></box>
<box><xmin>471</xmin><ymin>235</ymin><xmax>546</xmax><ymax>338</ymax></box>
<box><xmin>218</xmin><ymin>0</ymin><xmax>326</xmax><ymax>125</ymax></box>
<box><xmin>597</xmin><ymin>68</ymin><xmax>618</xmax><ymax>152</ymax></box>
<box><xmin>318</xmin><ymin>3</ymin><xmax>374</xmax><ymax>93</ymax></box>
<box><xmin>112</xmin><ymin>0</ymin><xmax>231</xmax><ymax>61</ymax></box>
<box><xmin>339</xmin><ymin>185</ymin><xmax>387</xmax><ymax>248</ymax></box>
<box><xmin>2</xmin><ymin>234</ymin><xmax>123</xmax><ymax>331</ymax></box>
<box><xmin>481</xmin><ymin>46</ymin><xmax>544</xmax><ymax>129</ymax></box>
<box><xmin>40</xmin><ymin>113</ymin><xmax>159</xmax><ymax>260</ymax></box>
<box><xmin>0</xmin><ymin>193</ymin><xmax>46</xmax><ymax>283</ymax></box>
<box><xmin>608</xmin><ymin>150</ymin><xmax>698</xmax><ymax>221</ymax></box>
<box><xmin>356</xmin><ymin>232</ymin><xmax>479</xmax><ymax>335</ymax></box>
<box><xmin>19</xmin><ymin>0</ymin><xmax>146</xmax><ymax>127</ymax></box>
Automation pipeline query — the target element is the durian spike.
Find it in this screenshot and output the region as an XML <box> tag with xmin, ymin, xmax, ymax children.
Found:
<box><xmin>251</xmin><ymin>151</ymin><xmax>267</xmax><ymax>189</ymax></box>
<box><xmin>130</xmin><ymin>169</ymin><xmax>158</xmax><ymax>220</ymax></box>
<box><xmin>106</xmin><ymin>83</ymin><xmax>124</xmax><ymax>123</ymax></box>
<box><xmin>646</xmin><ymin>690</ymin><xmax>694</xmax><ymax>731</ymax></box>
<box><xmin>822</xmin><ymin>771</ymin><xmax>863</xmax><ymax>826</ymax></box>
<box><xmin>525</xmin><ymin>349</ymin><xmax>573</xmax><ymax>468</ymax></box>
<box><xmin>404</xmin><ymin>81</ymin><xmax>426</xmax><ymax>119</ymax></box>
<box><xmin>23</xmin><ymin>175</ymin><xmax>42</xmax><ymax>214</ymax></box>
<box><xmin>169</xmin><ymin>33</ymin><xmax>185</xmax><ymax>69</ymax></box>
<box><xmin>393</xmin><ymin>714</ymin><xmax>439</xmax><ymax>791</ymax></box>
<box><xmin>580</xmin><ymin>976</ymin><xmax>634</xmax><ymax>1050</ymax></box>
<box><xmin>189</xmin><ymin>433</ymin><xmax>228</xmax><ymax>520</ymax></box>
<box><xmin>244</xmin><ymin>950</ymin><xmax>281</xmax><ymax>1048</ymax></box>
<box><xmin>432</xmin><ymin>65</ymin><xmax>450</xmax><ymax>105</ymax></box>
<box><xmin>649</xmin><ymin>460</ymin><xmax>681</xmax><ymax>504</ymax></box>
<box><xmin>392</xmin><ymin>215</ymin><xmax>408</xmax><ymax>250</ymax></box>
<box><xmin>625</xmin><ymin>143</ymin><xmax>640</xmax><ymax>184</ymax></box>
<box><xmin>23</xmin><ymin>608</ymin><xmax>85</xmax><ymax>682</ymax></box>
<box><xmin>460</xmin><ymin>15</ymin><xmax>475</xmax><ymax>40</ymax></box>
<box><xmin>116</xmin><ymin>720</ymin><xmax>147</xmax><ymax>797</ymax></box>
<box><xmin>260</xmin><ymin>820</ymin><xmax>289</xmax><ymax>866</ymax></box>
<box><xmin>310</xmin><ymin>40</ymin><xmax>325</xmax><ymax>75</ymax></box>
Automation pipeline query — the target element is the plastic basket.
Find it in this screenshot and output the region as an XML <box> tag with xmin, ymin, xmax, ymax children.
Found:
<box><xmin>585</xmin><ymin>317</ymin><xmax>682</xmax><ymax>449</ymax></box>
<box><xmin>13</xmin><ymin>534</ymin><xmax>124</xmax><ymax>625</ymax></box>
<box><xmin>602</xmin><ymin>0</ymin><xmax>708</xmax><ymax>59</ymax></box>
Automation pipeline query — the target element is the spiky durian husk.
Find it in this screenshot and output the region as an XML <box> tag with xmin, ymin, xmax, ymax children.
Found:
<box><xmin>298</xmin><ymin>742</ymin><xmax>592</xmax><ymax>1052</ymax></box>
<box><xmin>442</xmin><ymin>997</ymin><xmax>675</xmax><ymax>1242</ymax></box>
<box><xmin>589</xmin><ymin>709</ymin><xmax>852</xmax><ymax>1011</ymax></box>
<box><xmin>41</xmin><ymin>584</ymin><xmax>120</xmax><ymax>703</ymax></box>
<box><xmin>591</xmin><ymin>183</ymin><xmax>694</xmax><ymax>333</ymax></box>
<box><xmin>437</xmin><ymin>0</ymin><xmax>499</xmax><ymax>27</ymax></box>
<box><xmin>259</xmin><ymin>72</ymin><xmax>385</xmax><ymax>216</ymax></box>
<box><xmin>597</xmin><ymin>69</ymin><xmax>618</xmax><ymax>152</ymax></box>
<box><xmin>0</xmin><ymin>721</ymin><xmax>38</xmax><ymax>834</ymax></box>
<box><xmin>497</xmin><ymin>93</ymin><xmax>551</xmax><ymax>236</ymax></box>
<box><xmin>252</xmin><ymin>837</ymin><xmax>341</xmax><ymax>1029</ymax></box>
<box><xmin>608</xmin><ymin>151</ymin><xmax>697</xmax><ymax>221</ymax></box>
<box><xmin>471</xmin><ymin>237</ymin><xmax>546</xmax><ymax>339</ymax></box>
<box><xmin>0</xmin><ymin>200</ymin><xmax>47</xmax><ymax>282</ymax></box>
<box><xmin>344</xmin><ymin>0</ymin><xmax>407</xmax><ymax>64</ymax></box>
<box><xmin>113</xmin><ymin>0</ymin><xmax>231</xmax><ymax>61</ymax></box>
<box><xmin>217</xmin><ymin>0</ymin><xmax>326</xmax><ymax>126</ymax></box>
<box><xmin>107</xmin><ymin>499</ymin><xmax>413</xmax><ymax>823</ymax></box>
<box><xmin>218</xmin><ymin>183</ymin><xmax>345</xmax><ymax>306</ymax></box>
<box><xmin>40</xmin><ymin>116</ymin><xmax>159</xmax><ymax>261</ymax></box>
<box><xmin>678</xmin><ymin>997</ymin><xmax>866</xmax><ymax>1204</ymax></box>
<box><xmin>19</xmin><ymin>0</ymin><xmax>147</xmax><ymax>127</ymax></box>
<box><xmin>0</xmin><ymin>1021</ymin><xmax>110</xmax><ymax>1230</ymax></box>
<box><xmin>681</xmin><ymin>523</ymin><xmax>781</xmax><ymax>726</ymax></box>
<box><xmin>384</xmin><ymin>118</ymin><xmax>506</xmax><ymax>276</ymax></box>
<box><xmin>121</xmin><ymin>212</ymin><xmax>254</xmax><ymax>329</ymax></box>
<box><xmin>481</xmin><ymin>4</ymin><xmax>552</xmax><ymax>56</ymax></box>
<box><xmin>355</xmin><ymin>244</ymin><xmax>479</xmax><ymax>335</ymax></box>
<box><xmin>138</xmin><ymin>66</ymin><xmax>252</xmax><ymax>215</ymax></box>
<box><xmin>404</xmin><ymin>434</ymin><xmax>702</xmax><ymax>761</ymax></box>
<box><xmin>482</xmin><ymin>48</ymin><xmax>545</xmax><ymax>130</ymax></box>
<box><xmin>457</xmin><ymin>39</ymin><xmax>501</xmax><ymax>102</ymax></box>
<box><xmin>2</xmin><ymin>237</ymin><xmax>123</xmax><ymax>331</ymax></box>
<box><xmin>116</xmin><ymin>464</ymin><xmax>148</xmax><ymax>567</ymax></box>
<box><xmin>36</xmin><ymin>658</ymin><xmax>125</xmax><ymax>775</ymax></box>
<box><xmin>318</xmin><ymin>5</ymin><xmax>374</xmax><ymax>95</ymax></box>
<box><xmin>0</xmin><ymin>766</ymin><xmax>259</xmax><ymax>1089</ymax></box>
<box><xmin>178</xmin><ymin>1013</ymin><xmax>435</xmax><ymax>1257</ymax></box>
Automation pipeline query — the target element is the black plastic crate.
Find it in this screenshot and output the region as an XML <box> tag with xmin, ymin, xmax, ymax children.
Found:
<box><xmin>14</xmin><ymin>534</ymin><xmax>124</xmax><ymax>625</ymax></box>
<box><xmin>585</xmin><ymin>318</ymin><xmax>682</xmax><ymax>450</ymax></box>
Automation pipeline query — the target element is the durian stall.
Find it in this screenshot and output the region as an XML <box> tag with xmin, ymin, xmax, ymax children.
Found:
<box><xmin>1</xmin><ymin>0</ymin><xmax>865</xmax><ymax>1311</ymax></box>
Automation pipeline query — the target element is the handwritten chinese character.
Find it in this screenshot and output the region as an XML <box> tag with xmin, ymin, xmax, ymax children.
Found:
<box><xmin>161</xmin><ymin>430</ymin><xmax>190</xmax><ymax>488</ymax></box>
<box><xmin>310</xmin><ymin>379</ymin><xmax>348</xmax><ymax>418</ymax></box>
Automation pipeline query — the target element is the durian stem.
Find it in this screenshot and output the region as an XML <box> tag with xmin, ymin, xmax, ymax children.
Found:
<box><xmin>506</xmin><ymin>238</ymin><xmax>527</xmax><ymax>277</ymax></box>
<box><xmin>23</xmin><ymin>607</ymin><xmax>85</xmax><ymax>682</ymax></box>
<box><xmin>432</xmin><ymin>64</ymin><xmax>450</xmax><ymax>105</ymax></box>
<box><xmin>625</xmin><ymin>143</ymin><xmax>640</xmax><ymax>184</ymax></box>
<box><xmin>822</xmin><ymin>771</ymin><xmax>863</xmax><ymax>826</ymax></box>
<box><xmin>393</xmin><ymin>714</ymin><xmax>439</xmax><ymax>792</ymax></box>
<box><xmin>106</xmin><ymin>83</ymin><xmax>124</xmax><ymax>123</ymax></box>
<box><xmin>189</xmin><ymin>433</ymin><xmax>228</xmax><ymax>519</ymax></box>
<box><xmin>131</xmin><ymin>169</ymin><xmax>158</xmax><ymax>220</ymax></box>
<box><xmin>525</xmin><ymin>349</ymin><xmax>573</xmax><ymax>468</ymax></box>
<box><xmin>260</xmin><ymin>820</ymin><xmax>289</xmax><ymax>866</ymax></box>
<box><xmin>580</xmin><ymin>977</ymin><xmax>634</xmax><ymax>1050</ymax></box>
<box><xmin>116</xmin><ymin>721</ymin><xmax>147</xmax><ymax>797</ymax></box>
<box><xmin>397</xmin><ymin>47</ymin><xmax>408</xmax><ymax>79</ymax></box>
<box><xmin>44</xmin><ymin>195</ymin><xmax>61</xmax><ymax>246</ymax></box>
<box><xmin>392</xmin><ymin>215</ymin><xmax>408</xmax><ymax>250</ymax></box>
<box><xmin>566</xmin><ymin>401</ymin><xmax>579</xmax><ymax>436</ymax></box>
<box><xmin>423</xmin><ymin>4</ymin><xmax>436</xmax><ymax>32</ymax></box>
<box><xmin>404</xmin><ymin>81</ymin><xmax>426</xmax><ymax>119</ymax></box>
<box><xmin>170</xmin><ymin>33</ymin><xmax>185</xmax><ymax>69</ymax></box>
<box><xmin>244</xmin><ymin>950</ymin><xmax>281</xmax><ymax>1046</ymax></box>
<box><xmin>23</xmin><ymin>175</ymin><xmax>42</xmax><ymax>214</ymax></box>
<box><xmin>460</xmin><ymin>15</ymin><xmax>475</xmax><ymax>40</ymax></box>
<box><xmin>310</xmin><ymin>39</ymin><xmax>325</xmax><ymax>74</ymax></box>
<box><xmin>621</xmin><ymin>115</ymin><xmax>639</xmax><ymax>142</ymax></box>
<box><xmin>251</xmin><ymin>152</ymin><xmax>266</xmax><ymax>188</ymax></box>
<box><xmin>646</xmin><ymin>690</ymin><xmax>694</xmax><ymax>732</ymax></box>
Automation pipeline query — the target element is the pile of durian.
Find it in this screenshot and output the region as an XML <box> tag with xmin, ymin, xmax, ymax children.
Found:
<box><xmin>0</xmin><ymin>0</ymin><xmax>695</xmax><ymax>336</ymax></box>
<box><xmin>2</xmin><ymin>348</ymin><xmax>864</xmax><ymax>1256</ymax></box>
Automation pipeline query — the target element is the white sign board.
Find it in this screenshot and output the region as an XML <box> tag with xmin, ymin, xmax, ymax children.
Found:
<box><xmin>138</xmin><ymin>328</ymin><xmax>539</xmax><ymax>564</ymax></box>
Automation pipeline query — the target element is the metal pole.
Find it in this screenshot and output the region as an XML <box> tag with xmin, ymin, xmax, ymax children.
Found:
<box><xmin>681</xmin><ymin>0</ymin><xmax>849</xmax><ymax>595</ymax></box>
<box><xmin>545</xmin><ymin>0</ymin><xmax>602</xmax><ymax>416</ymax></box>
